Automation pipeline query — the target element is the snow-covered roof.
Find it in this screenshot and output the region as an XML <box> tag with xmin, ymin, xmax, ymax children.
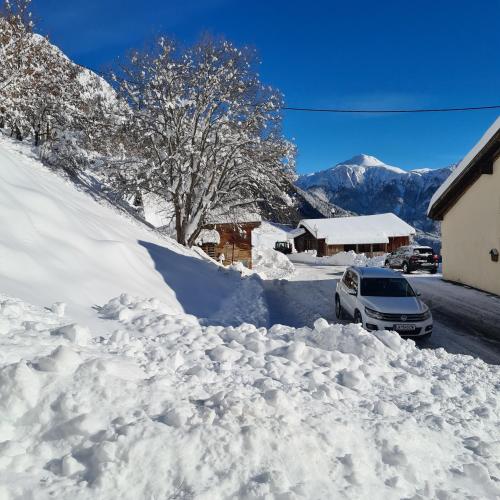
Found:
<box><xmin>287</xmin><ymin>227</ymin><xmax>306</xmax><ymax>239</ymax></box>
<box><xmin>195</xmin><ymin>229</ymin><xmax>220</xmax><ymax>245</ymax></box>
<box><xmin>205</xmin><ymin>207</ymin><xmax>262</xmax><ymax>225</ymax></box>
<box><xmin>298</xmin><ymin>213</ymin><xmax>415</xmax><ymax>245</ymax></box>
<box><xmin>428</xmin><ymin>116</ymin><xmax>500</xmax><ymax>217</ymax></box>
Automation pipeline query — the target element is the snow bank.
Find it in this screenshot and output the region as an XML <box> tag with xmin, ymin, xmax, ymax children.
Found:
<box><xmin>253</xmin><ymin>248</ymin><xmax>295</xmax><ymax>280</ymax></box>
<box><xmin>2</xmin><ymin>293</ymin><xmax>500</xmax><ymax>499</ymax></box>
<box><xmin>0</xmin><ymin>135</ymin><xmax>266</xmax><ymax>331</ymax></box>
<box><xmin>251</xmin><ymin>221</ymin><xmax>295</xmax><ymax>251</ymax></box>
<box><xmin>291</xmin><ymin>250</ymin><xmax>387</xmax><ymax>267</ymax></box>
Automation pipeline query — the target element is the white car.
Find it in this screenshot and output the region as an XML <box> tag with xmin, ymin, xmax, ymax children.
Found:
<box><xmin>335</xmin><ymin>266</ymin><xmax>433</xmax><ymax>338</ymax></box>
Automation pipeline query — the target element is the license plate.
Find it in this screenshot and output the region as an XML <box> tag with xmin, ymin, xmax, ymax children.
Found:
<box><xmin>394</xmin><ymin>324</ymin><xmax>416</xmax><ymax>331</ymax></box>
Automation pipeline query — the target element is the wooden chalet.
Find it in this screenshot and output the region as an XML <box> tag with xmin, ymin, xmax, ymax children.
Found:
<box><xmin>197</xmin><ymin>213</ymin><xmax>261</xmax><ymax>269</ymax></box>
<box><xmin>294</xmin><ymin>213</ymin><xmax>415</xmax><ymax>257</ymax></box>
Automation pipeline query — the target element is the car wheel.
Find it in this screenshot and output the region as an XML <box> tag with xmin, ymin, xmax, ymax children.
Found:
<box><xmin>402</xmin><ymin>262</ymin><xmax>410</xmax><ymax>274</ymax></box>
<box><xmin>430</xmin><ymin>268</ymin><xmax>437</xmax><ymax>274</ymax></box>
<box><xmin>354</xmin><ymin>310</ymin><xmax>363</xmax><ymax>325</ymax></box>
<box><xmin>335</xmin><ymin>295</ymin><xmax>343</xmax><ymax>319</ymax></box>
<box><xmin>384</xmin><ymin>260</ymin><xmax>390</xmax><ymax>267</ymax></box>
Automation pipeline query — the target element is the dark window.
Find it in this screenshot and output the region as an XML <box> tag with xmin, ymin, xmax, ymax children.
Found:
<box><xmin>343</xmin><ymin>270</ymin><xmax>358</xmax><ymax>293</ymax></box>
<box><xmin>357</xmin><ymin>244</ymin><xmax>371</xmax><ymax>253</ymax></box>
<box><xmin>344</xmin><ymin>244</ymin><xmax>356</xmax><ymax>252</ymax></box>
<box><xmin>351</xmin><ymin>272</ymin><xmax>359</xmax><ymax>293</ymax></box>
<box><xmin>342</xmin><ymin>270</ymin><xmax>353</xmax><ymax>288</ymax></box>
<box><xmin>360</xmin><ymin>278</ymin><xmax>416</xmax><ymax>297</ymax></box>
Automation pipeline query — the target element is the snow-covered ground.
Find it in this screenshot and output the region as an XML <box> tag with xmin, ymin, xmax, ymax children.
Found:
<box><xmin>2</xmin><ymin>291</ymin><xmax>500</xmax><ymax>499</ymax></box>
<box><xmin>2</xmin><ymin>136</ymin><xmax>500</xmax><ymax>499</ymax></box>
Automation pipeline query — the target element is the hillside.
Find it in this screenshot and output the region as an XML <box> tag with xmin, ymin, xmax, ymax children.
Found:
<box><xmin>0</xmin><ymin>135</ymin><xmax>267</xmax><ymax>331</ymax></box>
<box><xmin>297</xmin><ymin>154</ymin><xmax>453</xmax><ymax>235</ymax></box>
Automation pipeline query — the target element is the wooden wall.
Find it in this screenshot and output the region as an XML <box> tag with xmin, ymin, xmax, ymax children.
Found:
<box><xmin>201</xmin><ymin>222</ymin><xmax>260</xmax><ymax>269</ymax></box>
<box><xmin>388</xmin><ymin>236</ymin><xmax>410</xmax><ymax>252</ymax></box>
<box><xmin>294</xmin><ymin>229</ymin><xmax>411</xmax><ymax>257</ymax></box>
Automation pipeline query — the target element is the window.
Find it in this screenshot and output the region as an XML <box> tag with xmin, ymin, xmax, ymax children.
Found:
<box><xmin>357</xmin><ymin>244</ymin><xmax>371</xmax><ymax>253</ymax></box>
<box><xmin>343</xmin><ymin>270</ymin><xmax>358</xmax><ymax>293</ymax></box>
<box><xmin>360</xmin><ymin>278</ymin><xmax>416</xmax><ymax>297</ymax></box>
<box><xmin>342</xmin><ymin>270</ymin><xmax>353</xmax><ymax>288</ymax></box>
<box><xmin>413</xmin><ymin>247</ymin><xmax>434</xmax><ymax>256</ymax></box>
<box><xmin>351</xmin><ymin>272</ymin><xmax>359</xmax><ymax>293</ymax></box>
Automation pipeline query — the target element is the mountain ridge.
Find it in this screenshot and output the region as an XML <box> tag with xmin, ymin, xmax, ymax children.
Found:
<box><xmin>296</xmin><ymin>155</ymin><xmax>454</xmax><ymax>236</ymax></box>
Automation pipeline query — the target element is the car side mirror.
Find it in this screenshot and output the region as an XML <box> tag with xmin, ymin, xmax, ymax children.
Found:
<box><xmin>416</xmin><ymin>291</ymin><xmax>421</xmax><ymax>296</ymax></box>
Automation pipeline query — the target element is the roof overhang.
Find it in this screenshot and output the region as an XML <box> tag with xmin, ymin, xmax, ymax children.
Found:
<box><xmin>428</xmin><ymin>127</ymin><xmax>500</xmax><ymax>220</ymax></box>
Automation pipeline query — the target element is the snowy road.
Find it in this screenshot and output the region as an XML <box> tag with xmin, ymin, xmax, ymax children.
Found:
<box><xmin>263</xmin><ymin>258</ymin><xmax>500</xmax><ymax>365</ymax></box>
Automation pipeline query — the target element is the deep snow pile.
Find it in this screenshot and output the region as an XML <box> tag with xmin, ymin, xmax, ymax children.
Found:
<box><xmin>251</xmin><ymin>221</ymin><xmax>295</xmax><ymax>251</ymax></box>
<box><xmin>1</xmin><ymin>293</ymin><xmax>500</xmax><ymax>500</ymax></box>
<box><xmin>253</xmin><ymin>248</ymin><xmax>295</xmax><ymax>280</ymax></box>
<box><xmin>0</xmin><ymin>135</ymin><xmax>265</xmax><ymax>331</ymax></box>
<box><xmin>291</xmin><ymin>250</ymin><xmax>386</xmax><ymax>267</ymax></box>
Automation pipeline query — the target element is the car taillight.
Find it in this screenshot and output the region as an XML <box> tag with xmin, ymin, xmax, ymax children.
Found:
<box><xmin>433</xmin><ymin>255</ymin><xmax>439</xmax><ymax>262</ymax></box>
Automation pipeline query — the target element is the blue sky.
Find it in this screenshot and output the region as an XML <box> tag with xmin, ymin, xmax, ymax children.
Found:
<box><xmin>34</xmin><ymin>0</ymin><xmax>500</xmax><ymax>173</ymax></box>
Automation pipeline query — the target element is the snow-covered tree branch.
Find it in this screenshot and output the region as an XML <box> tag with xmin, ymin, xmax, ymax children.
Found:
<box><xmin>109</xmin><ymin>37</ymin><xmax>296</xmax><ymax>246</ymax></box>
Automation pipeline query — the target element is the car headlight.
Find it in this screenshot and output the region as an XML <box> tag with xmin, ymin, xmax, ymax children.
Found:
<box><xmin>365</xmin><ymin>307</ymin><xmax>384</xmax><ymax>320</ymax></box>
<box><xmin>422</xmin><ymin>308</ymin><xmax>431</xmax><ymax>320</ymax></box>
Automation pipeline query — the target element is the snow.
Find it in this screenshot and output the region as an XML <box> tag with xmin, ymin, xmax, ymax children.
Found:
<box><xmin>2</xmin><ymin>291</ymin><xmax>500</xmax><ymax>499</ymax></box>
<box><xmin>251</xmin><ymin>221</ymin><xmax>295</xmax><ymax>250</ymax></box>
<box><xmin>341</xmin><ymin>154</ymin><xmax>406</xmax><ymax>174</ymax></box>
<box><xmin>195</xmin><ymin>229</ymin><xmax>220</xmax><ymax>245</ymax></box>
<box><xmin>252</xmin><ymin>248</ymin><xmax>295</xmax><ymax>280</ymax></box>
<box><xmin>250</xmin><ymin>222</ymin><xmax>296</xmax><ymax>279</ymax></box>
<box><xmin>290</xmin><ymin>250</ymin><xmax>387</xmax><ymax>267</ymax></box>
<box><xmin>299</xmin><ymin>213</ymin><xmax>416</xmax><ymax>245</ymax></box>
<box><xmin>2</xmin><ymin>126</ymin><xmax>500</xmax><ymax>499</ymax></box>
<box><xmin>428</xmin><ymin>115</ymin><xmax>500</xmax><ymax>214</ymax></box>
<box><xmin>0</xmin><ymin>135</ymin><xmax>265</xmax><ymax>331</ymax></box>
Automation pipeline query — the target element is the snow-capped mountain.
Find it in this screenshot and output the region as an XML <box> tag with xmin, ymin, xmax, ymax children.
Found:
<box><xmin>296</xmin><ymin>154</ymin><xmax>453</xmax><ymax>235</ymax></box>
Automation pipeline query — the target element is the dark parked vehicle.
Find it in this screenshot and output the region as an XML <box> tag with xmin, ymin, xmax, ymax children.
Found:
<box><xmin>274</xmin><ymin>241</ymin><xmax>292</xmax><ymax>254</ymax></box>
<box><xmin>385</xmin><ymin>245</ymin><xmax>439</xmax><ymax>274</ymax></box>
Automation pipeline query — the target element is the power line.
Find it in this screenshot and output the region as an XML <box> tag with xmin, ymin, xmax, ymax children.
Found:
<box><xmin>281</xmin><ymin>104</ymin><xmax>500</xmax><ymax>113</ymax></box>
<box><xmin>82</xmin><ymin>64</ymin><xmax>500</xmax><ymax>115</ymax></box>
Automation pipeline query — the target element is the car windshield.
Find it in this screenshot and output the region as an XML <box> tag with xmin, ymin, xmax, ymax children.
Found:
<box><xmin>360</xmin><ymin>278</ymin><xmax>416</xmax><ymax>297</ymax></box>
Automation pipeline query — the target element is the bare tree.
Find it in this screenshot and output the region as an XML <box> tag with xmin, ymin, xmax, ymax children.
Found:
<box><xmin>110</xmin><ymin>37</ymin><xmax>295</xmax><ymax>246</ymax></box>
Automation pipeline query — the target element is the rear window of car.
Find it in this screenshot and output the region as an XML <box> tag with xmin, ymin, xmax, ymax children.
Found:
<box><xmin>413</xmin><ymin>247</ymin><xmax>433</xmax><ymax>255</ymax></box>
<box><xmin>360</xmin><ymin>278</ymin><xmax>416</xmax><ymax>297</ymax></box>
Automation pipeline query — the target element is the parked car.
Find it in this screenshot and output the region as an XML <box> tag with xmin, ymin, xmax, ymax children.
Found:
<box><xmin>384</xmin><ymin>245</ymin><xmax>439</xmax><ymax>274</ymax></box>
<box><xmin>274</xmin><ymin>241</ymin><xmax>292</xmax><ymax>254</ymax></box>
<box><xmin>335</xmin><ymin>266</ymin><xmax>433</xmax><ymax>338</ymax></box>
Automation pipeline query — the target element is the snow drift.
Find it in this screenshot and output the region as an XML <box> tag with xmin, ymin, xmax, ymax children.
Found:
<box><xmin>291</xmin><ymin>250</ymin><xmax>387</xmax><ymax>267</ymax></box>
<box><xmin>0</xmin><ymin>136</ymin><xmax>265</xmax><ymax>331</ymax></box>
<box><xmin>1</xmin><ymin>293</ymin><xmax>499</xmax><ymax>499</ymax></box>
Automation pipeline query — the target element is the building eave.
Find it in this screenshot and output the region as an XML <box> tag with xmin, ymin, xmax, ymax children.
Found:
<box><xmin>428</xmin><ymin>127</ymin><xmax>500</xmax><ymax>221</ymax></box>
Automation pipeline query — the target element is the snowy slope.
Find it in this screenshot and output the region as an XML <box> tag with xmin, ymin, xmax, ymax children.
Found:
<box><xmin>0</xmin><ymin>135</ymin><xmax>264</xmax><ymax>331</ymax></box>
<box><xmin>297</xmin><ymin>155</ymin><xmax>453</xmax><ymax>235</ymax></box>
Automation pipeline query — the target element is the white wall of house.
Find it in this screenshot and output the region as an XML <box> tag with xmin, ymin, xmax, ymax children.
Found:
<box><xmin>441</xmin><ymin>156</ymin><xmax>500</xmax><ymax>295</ymax></box>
